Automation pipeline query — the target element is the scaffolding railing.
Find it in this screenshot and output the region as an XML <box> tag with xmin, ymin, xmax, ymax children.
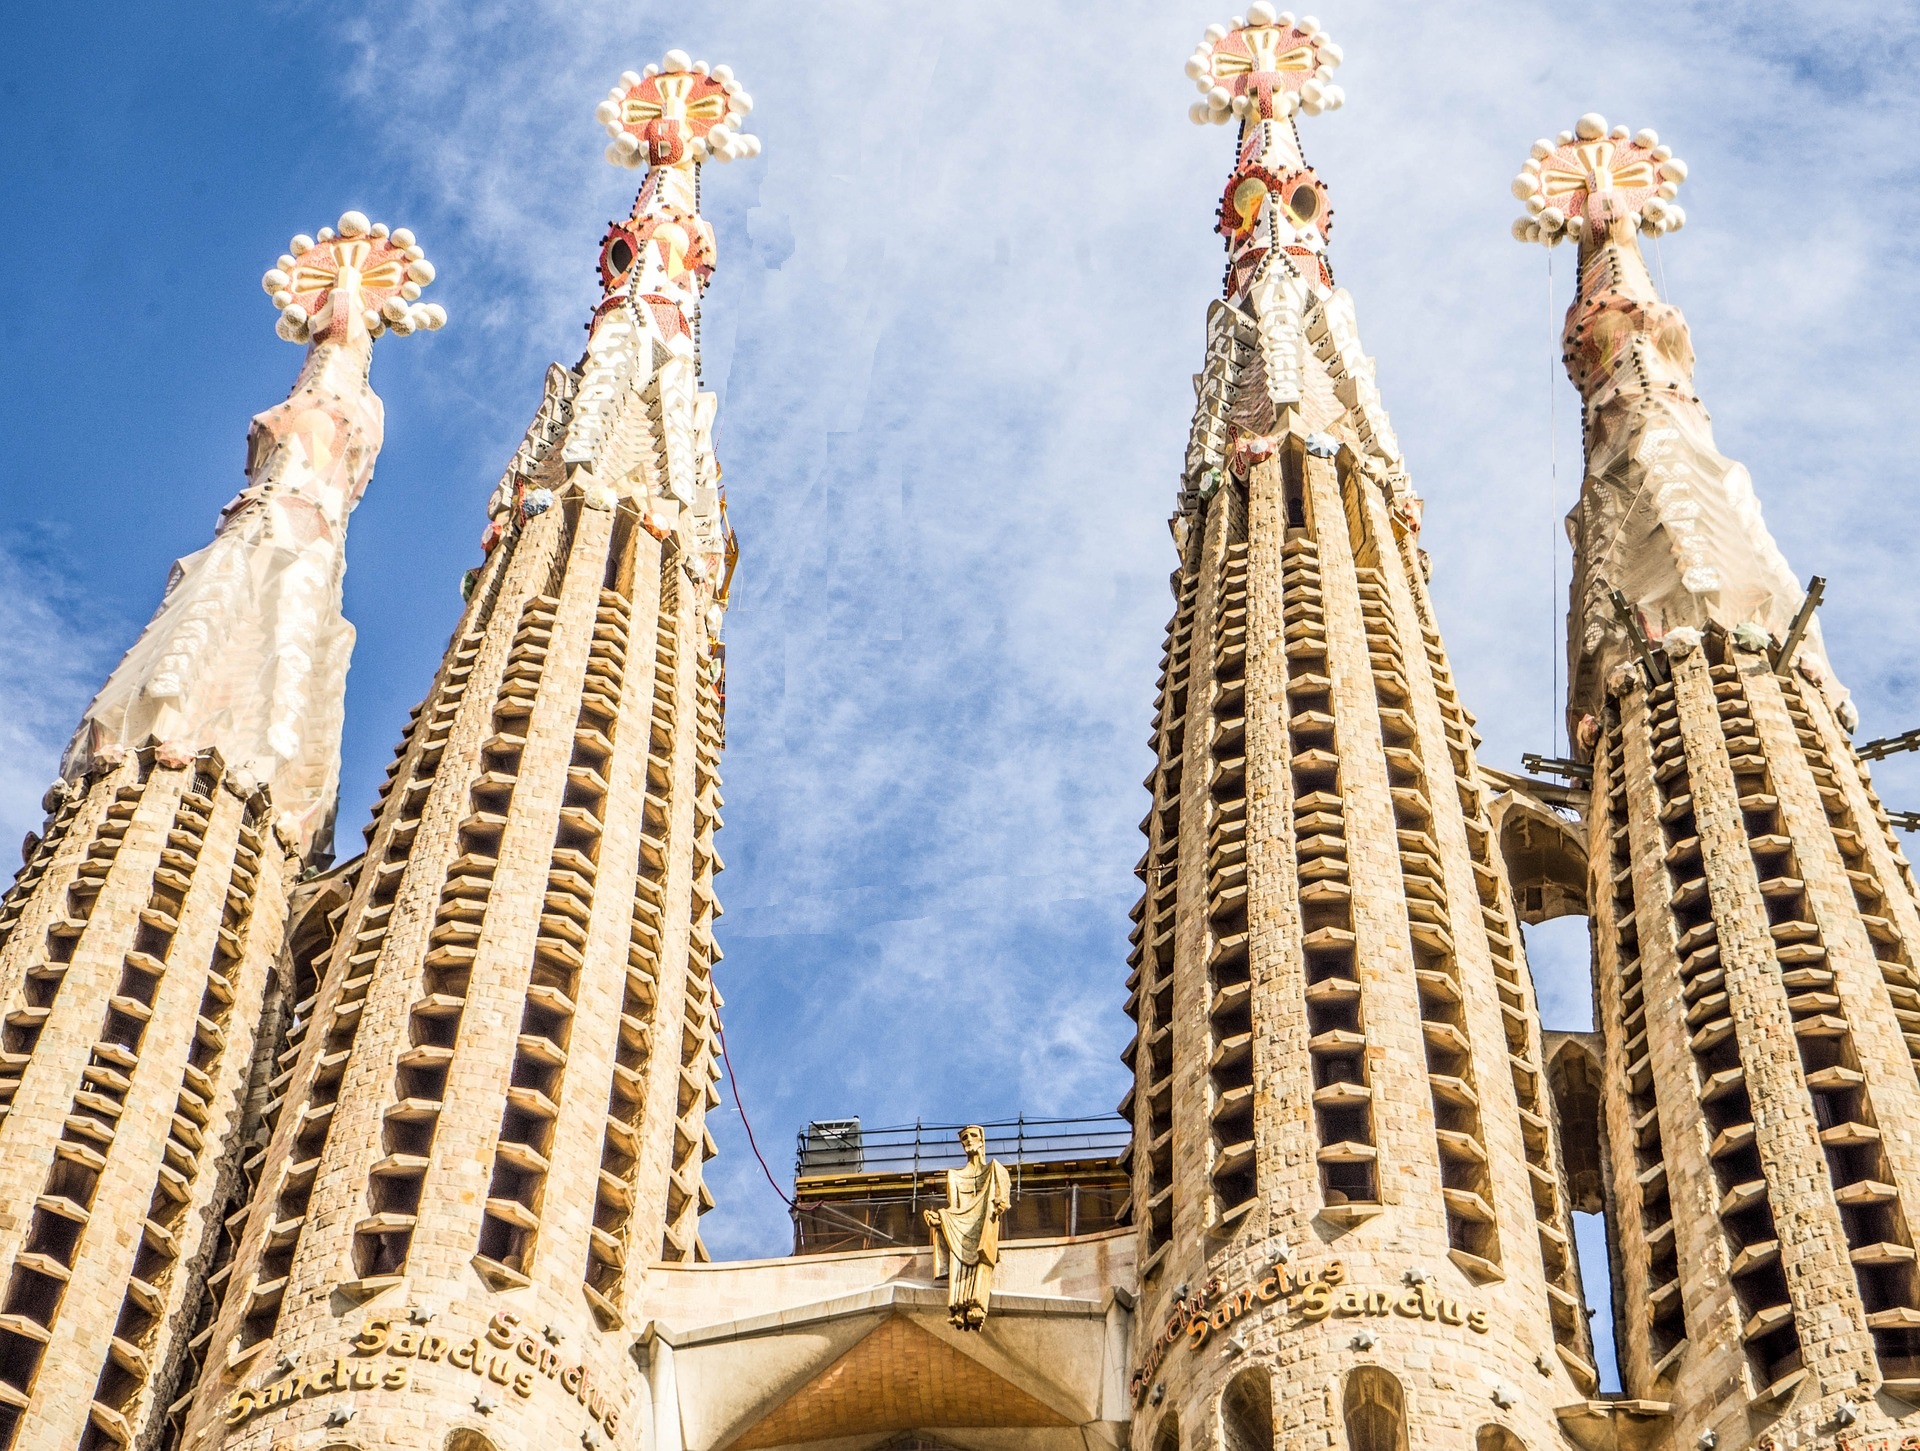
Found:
<box><xmin>793</xmin><ymin>1114</ymin><xmax>1131</xmax><ymax>1180</ymax></box>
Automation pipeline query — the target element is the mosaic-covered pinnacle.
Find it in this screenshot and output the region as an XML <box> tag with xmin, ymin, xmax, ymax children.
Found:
<box><xmin>1509</xmin><ymin>114</ymin><xmax>1690</xmax><ymax>246</ymax></box>
<box><xmin>1187</xmin><ymin>3</ymin><xmax>1345</xmax><ymax>126</ymax></box>
<box><xmin>597</xmin><ymin>53</ymin><xmax>761</xmax><ymax>169</ymax></box>
<box><xmin>262</xmin><ymin>211</ymin><xmax>446</xmax><ymax>344</ymax></box>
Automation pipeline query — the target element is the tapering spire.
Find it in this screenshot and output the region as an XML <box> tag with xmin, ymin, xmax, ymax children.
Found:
<box><xmin>1187</xmin><ymin>5</ymin><xmax>1346</xmax><ymax>303</ymax></box>
<box><xmin>1508</xmin><ymin>116</ymin><xmax>1840</xmax><ymax>729</ymax></box>
<box><xmin>63</xmin><ymin>212</ymin><xmax>443</xmax><ymax>854</ymax></box>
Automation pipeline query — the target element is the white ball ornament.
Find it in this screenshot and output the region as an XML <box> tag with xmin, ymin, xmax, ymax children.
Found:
<box><xmin>620</xmin><ymin>69</ymin><xmax>641</xmax><ymax>86</ymax></box>
<box><xmin>1575</xmin><ymin>112</ymin><xmax>1606</xmax><ymax>140</ymax></box>
<box><xmin>272</xmin><ymin>289</ymin><xmax>294</xmax><ymax>308</ymax></box>
<box><xmin>1205</xmin><ymin>23</ymin><xmax>1229</xmax><ymax>40</ymax></box>
<box><xmin>262</xmin><ymin>268</ymin><xmax>289</xmax><ymax>292</ymax></box>
<box><xmin>422</xmin><ymin>303</ymin><xmax>447</xmax><ymax>329</ymax></box>
<box><xmin>713</xmin><ymin>64</ymin><xmax>734</xmax><ymax>82</ymax></box>
<box><xmin>1660</xmin><ymin>157</ymin><xmax>1688</xmax><ymax>181</ymax></box>
<box><xmin>392</xmin><ymin>228</ymin><xmax>415</xmax><ymax>248</ymax></box>
<box><xmin>1557</xmin><ymin>130</ymin><xmax>1574</xmax><ymax>144</ymax></box>
<box><xmin>371</xmin><ymin>222</ymin><xmax>389</xmax><ymax>238</ymax></box>
<box><xmin>1322</xmin><ymin>84</ymin><xmax>1344</xmax><ymax>109</ymax></box>
<box><xmin>317</xmin><ymin>226</ymin><xmax>336</xmax><ymax>241</ymax></box>
<box><xmin>732</xmin><ymin>91</ymin><xmax>753</xmax><ymax>114</ymax></box>
<box><xmin>1610</xmin><ymin>124</ymin><xmax>1629</xmax><ymax>139</ymax></box>
<box><xmin>1300</xmin><ymin>78</ymin><xmax>1325</xmax><ymax>104</ymax></box>
<box><xmin>605</xmin><ymin>143</ymin><xmax>625</xmax><ymax>165</ymax></box>
<box><xmin>1276</xmin><ymin>10</ymin><xmax>1295</xmax><ymax>24</ymax></box>
<box><xmin>381</xmin><ymin>296</ymin><xmax>409</xmax><ymax>323</ymax></box>
<box><xmin>363</xmin><ymin>307</ymin><xmax>382</xmax><ymax>329</ymax></box>
<box><xmin>407</xmin><ymin>258</ymin><xmax>435</xmax><ymax>284</ymax></box>
<box><xmin>281</xmin><ymin>303</ymin><xmax>309</xmax><ymax>326</ymax></box>
<box><xmin>1530</xmin><ymin>139</ymin><xmax>1552</xmax><ymax>160</ymax></box>
<box><xmin>1511</xmin><ymin>174</ymin><xmax>1538</xmax><ymax>200</ymax></box>
<box><xmin>1539</xmin><ymin>205</ymin><xmax>1565</xmax><ymax>229</ymax></box>
<box><xmin>693</xmin><ymin>60</ymin><xmax>709</xmax><ymax>74</ymax></box>
<box><xmin>400</xmin><ymin>282</ymin><xmax>422</xmax><ymax>300</ymax></box>
<box><xmin>663</xmin><ymin>48</ymin><xmax>691</xmax><ymax>72</ymax></box>
<box><xmin>642</xmin><ymin>64</ymin><xmax>659</xmax><ymax>77</ymax></box>
<box><xmin>290</xmin><ymin>235</ymin><xmax>314</xmax><ymax>255</ymax></box>
<box><xmin>1231</xmin><ymin>16</ymin><xmax>1246</xmax><ymax>29</ymax></box>
<box><xmin>1185</xmin><ymin>56</ymin><xmax>1207</xmax><ymax>78</ymax></box>
<box><xmin>614</xmin><ymin>131</ymin><xmax>641</xmax><ymax>156</ymax></box>
<box><xmin>1190</xmin><ymin>101</ymin><xmax>1210</xmax><ymax>124</ymax></box>
<box><xmin>1248</xmin><ymin>0</ymin><xmax>1277</xmax><ymax>23</ymax></box>
<box><xmin>338</xmin><ymin>210</ymin><xmax>370</xmax><ymax>236</ymax></box>
<box><xmin>1511</xmin><ymin>217</ymin><xmax>1534</xmax><ymax>242</ymax></box>
<box><xmin>390</xmin><ymin>311</ymin><xmax>417</xmax><ymax>335</ymax></box>
<box><xmin>1317</xmin><ymin>40</ymin><xmax>1343</xmax><ymax>64</ymax></box>
<box><xmin>1635</xmin><ymin>128</ymin><xmax>1659</xmax><ymax>148</ymax></box>
<box><xmin>1666</xmin><ymin>204</ymin><xmax>1686</xmax><ymax>229</ymax></box>
<box><xmin>596</xmin><ymin>100</ymin><xmax>618</xmax><ymax>124</ymax></box>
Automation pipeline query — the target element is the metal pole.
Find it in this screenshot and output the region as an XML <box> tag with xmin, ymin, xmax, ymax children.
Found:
<box><xmin>1610</xmin><ymin>588</ymin><xmax>1664</xmax><ymax>684</ymax></box>
<box><xmin>1776</xmin><ymin>576</ymin><xmax>1826</xmax><ymax>677</ymax></box>
<box><xmin>1069</xmin><ymin>1182</ymin><xmax>1080</xmax><ymax>1238</ymax></box>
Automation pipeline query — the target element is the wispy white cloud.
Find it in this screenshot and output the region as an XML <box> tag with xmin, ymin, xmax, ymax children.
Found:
<box><xmin>246</xmin><ymin>0</ymin><xmax>1920</xmax><ymax>1269</ymax></box>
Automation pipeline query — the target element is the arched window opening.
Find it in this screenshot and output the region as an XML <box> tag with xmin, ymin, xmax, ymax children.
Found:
<box><xmin>1476</xmin><ymin>1428</ymin><xmax>1527</xmax><ymax>1451</ymax></box>
<box><xmin>445</xmin><ymin>1433</ymin><xmax>500</xmax><ymax>1451</ymax></box>
<box><xmin>1220</xmin><ymin>1368</ymin><xmax>1274</xmax><ymax>1451</ymax></box>
<box><xmin>1153</xmin><ymin>1408</ymin><xmax>1180</xmax><ymax>1451</ymax></box>
<box><xmin>1342</xmin><ymin>1366</ymin><xmax>1406</xmax><ymax>1451</ymax></box>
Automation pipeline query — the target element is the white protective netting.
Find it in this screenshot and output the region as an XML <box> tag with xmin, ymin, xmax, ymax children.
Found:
<box><xmin>62</xmin><ymin>334</ymin><xmax>383</xmax><ymax>850</ymax></box>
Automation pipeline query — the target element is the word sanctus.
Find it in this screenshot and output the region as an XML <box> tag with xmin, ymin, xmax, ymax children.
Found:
<box><xmin>222</xmin><ymin>1359</ymin><xmax>409</xmax><ymax>1425</ymax></box>
<box><xmin>220</xmin><ymin>1311</ymin><xmax>624</xmax><ymax>1435</ymax></box>
<box><xmin>1130</xmin><ymin>1259</ymin><xmax>1492</xmax><ymax>1403</ymax></box>
<box><xmin>354</xmin><ymin>1311</ymin><xmax>625</xmax><ymax>1436</ymax></box>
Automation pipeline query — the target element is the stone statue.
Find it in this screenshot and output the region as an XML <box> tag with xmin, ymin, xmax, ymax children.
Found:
<box><xmin>924</xmin><ymin>1125</ymin><xmax>1013</xmax><ymax>1330</ymax></box>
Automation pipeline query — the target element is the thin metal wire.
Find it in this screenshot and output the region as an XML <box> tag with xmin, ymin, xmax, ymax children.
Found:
<box><xmin>716</xmin><ymin>1016</ymin><xmax>795</xmax><ymax>1208</ymax></box>
<box><xmin>1548</xmin><ymin>246</ymin><xmax>1560</xmax><ymax>755</ymax></box>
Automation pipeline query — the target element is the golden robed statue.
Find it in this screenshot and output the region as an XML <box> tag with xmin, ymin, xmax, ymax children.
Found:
<box><xmin>925</xmin><ymin>1125</ymin><xmax>1013</xmax><ymax>1330</ymax></box>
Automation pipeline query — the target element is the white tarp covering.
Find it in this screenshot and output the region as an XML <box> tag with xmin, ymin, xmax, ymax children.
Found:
<box><xmin>63</xmin><ymin>333</ymin><xmax>383</xmax><ymax>850</ymax></box>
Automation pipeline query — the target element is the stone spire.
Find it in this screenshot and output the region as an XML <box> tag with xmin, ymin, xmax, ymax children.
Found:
<box><xmin>63</xmin><ymin>213</ymin><xmax>444</xmax><ymax>857</ymax></box>
<box><xmin>0</xmin><ymin>215</ymin><xmax>436</xmax><ymax>1451</ymax></box>
<box><xmin>175</xmin><ymin>53</ymin><xmax>752</xmax><ymax>1451</ymax></box>
<box><xmin>1522</xmin><ymin>116</ymin><xmax>1920</xmax><ymax>1450</ymax></box>
<box><xmin>1508</xmin><ymin>117</ymin><xmax>1841</xmax><ymax>732</ymax></box>
<box><xmin>1120</xmin><ymin>13</ymin><xmax>1592</xmax><ymax>1451</ymax></box>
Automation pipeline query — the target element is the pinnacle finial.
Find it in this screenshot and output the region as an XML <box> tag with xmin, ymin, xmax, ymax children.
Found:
<box><xmin>1186</xmin><ymin>5</ymin><xmax>1345</xmax><ymax>126</ymax></box>
<box><xmin>597</xmin><ymin>54</ymin><xmax>761</xmax><ymax>170</ymax></box>
<box><xmin>1509</xmin><ymin>116</ymin><xmax>1690</xmax><ymax>246</ymax></box>
<box><xmin>262</xmin><ymin>212</ymin><xmax>445</xmax><ymax>344</ymax></box>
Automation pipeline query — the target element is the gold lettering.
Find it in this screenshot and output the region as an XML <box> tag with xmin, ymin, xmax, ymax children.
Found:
<box><xmin>1365</xmin><ymin>1290</ymin><xmax>1391</xmax><ymax>1315</ymax></box>
<box><xmin>487</xmin><ymin>1312</ymin><xmax>520</xmax><ymax>1349</ymax></box>
<box><xmin>352</xmin><ymin>1319</ymin><xmax>391</xmax><ymax>1355</ymax></box>
<box><xmin>1187</xmin><ymin>1314</ymin><xmax>1212</xmax><ymax>1351</ymax></box>
<box><xmin>1299</xmin><ymin>1282</ymin><xmax>1334</xmax><ymax>1322</ymax></box>
<box><xmin>605</xmin><ymin>1408</ymin><xmax>622</xmax><ymax>1436</ymax></box>
<box><xmin>1394</xmin><ymin>1290</ymin><xmax>1423</xmax><ymax>1317</ymax></box>
<box><xmin>1325</xmin><ymin>1260</ymin><xmax>1347</xmax><ymax>1285</ymax></box>
<box><xmin>1439</xmin><ymin>1298</ymin><xmax>1464</xmax><ymax>1325</ymax></box>
<box><xmin>224</xmin><ymin>1390</ymin><xmax>255</xmax><ymax>1425</ymax></box>
<box><xmin>488</xmin><ymin>1355</ymin><xmax>512</xmax><ymax>1385</ymax></box>
<box><xmin>383</xmin><ymin>1366</ymin><xmax>409</xmax><ymax>1390</ymax></box>
<box><xmin>1210</xmin><ymin>1305</ymin><xmax>1233</xmax><ymax>1330</ymax></box>
<box><xmin>1416</xmin><ymin>1284</ymin><xmax>1438</xmax><ymax>1321</ymax></box>
<box><xmin>1467</xmin><ymin>1310</ymin><xmax>1490</xmax><ymax>1333</ymax></box>
<box><xmin>390</xmin><ymin>1328</ymin><xmax>420</xmax><ymax>1357</ymax></box>
<box><xmin>1255</xmin><ymin>1274</ymin><xmax>1281</xmax><ymax>1303</ymax></box>
<box><xmin>562</xmin><ymin>1365</ymin><xmax>584</xmax><ymax>1394</ymax></box>
<box><xmin>514</xmin><ymin>1370</ymin><xmax>535</xmax><ymax>1398</ymax></box>
<box><xmin>515</xmin><ymin>1334</ymin><xmax>540</xmax><ymax>1365</ymax></box>
<box><xmin>1334</xmin><ymin>1288</ymin><xmax>1365</xmax><ymax>1315</ymax></box>
<box><xmin>352</xmin><ymin>1364</ymin><xmax>379</xmax><ymax>1389</ymax></box>
<box><xmin>451</xmin><ymin>1340</ymin><xmax>477</xmax><ymax>1370</ymax></box>
<box><xmin>539</xmin><ymin>1346</ymin><xmax>562</xmax><ymax>1377</ymax></box>
<box><xmin>420</xmin><ymin>1333</ymin><xmax>448</xmax><ymax>1362</ymax></box>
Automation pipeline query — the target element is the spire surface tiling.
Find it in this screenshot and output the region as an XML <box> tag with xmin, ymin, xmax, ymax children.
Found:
<box><xmin>1530</xmin><ymin>111</ymin><xmax>1920</xmax><ymax>1451</ymax></box>
<box><xmin>1123</xmin><ymin>12</ymin><xmax>1593</xmax><ymax>1450</ymax></box>
<box><xmin>171</xmin><ymin>55</ymin><xmax>751</xmax><ymax>1451</ymax></box>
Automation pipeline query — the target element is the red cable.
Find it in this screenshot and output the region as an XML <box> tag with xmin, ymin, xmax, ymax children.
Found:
<box><xmin>716</xmin><ymin>1016</ymin><xmax>794</xmax><ymax>1208</ymax></box>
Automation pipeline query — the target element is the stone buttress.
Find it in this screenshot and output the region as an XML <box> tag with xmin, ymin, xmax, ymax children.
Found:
<box><xmin>175</xmin><ymin>54</ymin><xmax>754</xmax><ymax>1451</ymax></box>
<box><xmin>1515</xmin><ymin>114</ymin><xmax>1920</xmax><ymax>1449</ymax></box>
<box><xmin>0</xmin><ymin>215</ymin><xmax>439</xmax><ymax>1451</ymax></box>
<box><xmin>1120</xmin><ymin>13</ymin><xmax>1592</xmax><ymax>1451</ymax></box>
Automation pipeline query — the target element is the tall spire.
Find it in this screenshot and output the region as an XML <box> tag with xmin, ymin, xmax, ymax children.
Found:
<box><xmin>175</xmin><ymin>57</ymin><xmax>752</xmax><ymax>1451</ymax></box>
<box><xmin>1509</xmin><ymin>117</ymin><xmax>1839</xmax><ymax>729</ymax></box>
<box><xmin>63</xmin><ymin>212</ymin><xmax>444</xmax><ymax>855</ymax></box>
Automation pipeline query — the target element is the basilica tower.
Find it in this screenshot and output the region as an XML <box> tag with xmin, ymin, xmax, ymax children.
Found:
<box><xmin>0</xmin><ymin>216</ymin><xmax>441</xmax><ymax>1450</ymax></box>
<box><xmin>1519</xmin><ymin>114</ymin><xmax>1920</xmax><ymax>1448</ymax></box>
<box><xmin>175</xmin><ymin>52</ymin><xmax>755</xmax><ymax>1451</ymax></box>
<box><xmin>1121</xmin><ymin>10</ymin><xmax>1591</xmax><ymax>1449</ymax></box>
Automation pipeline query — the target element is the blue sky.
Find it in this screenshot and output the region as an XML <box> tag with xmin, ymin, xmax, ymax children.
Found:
<box><xmin>6</xmin><ymin>3</ymin><xmax>1920</xmax><ymax>1380</ymax></box>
